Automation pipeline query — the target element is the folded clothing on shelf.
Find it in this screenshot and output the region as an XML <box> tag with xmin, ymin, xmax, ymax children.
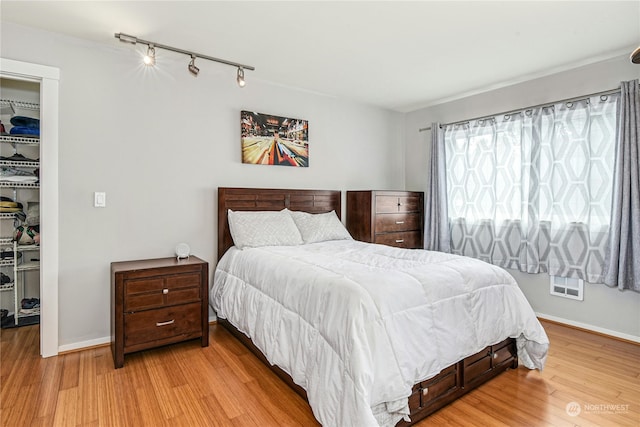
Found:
<box><xmin>10</xmin><ymin>116</ymin><xmax>40</xmax><ymax>129</ymax></box>
<box><xmin>9</xmin><ymin>126</ymin><xmax>39</xmax><ymax>137</ymax></box>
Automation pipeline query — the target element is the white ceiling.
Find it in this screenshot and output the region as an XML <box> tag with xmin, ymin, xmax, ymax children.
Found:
<box><xmin>2</xmin><ymin>1</ymin><xmax>638</xmax><ymax>112</ymax></box>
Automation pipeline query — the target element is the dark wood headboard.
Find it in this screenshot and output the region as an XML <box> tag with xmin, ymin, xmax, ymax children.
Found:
<box><xmin>217</xmin><ymin>187</ymin><xmax>342</xmax><ymax>260</ymax></box>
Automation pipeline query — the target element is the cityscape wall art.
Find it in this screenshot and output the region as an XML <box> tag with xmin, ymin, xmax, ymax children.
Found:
<box><xmin>241</xmin><ymin>110</ymin><xmax>309</xmax><ymax>167</ymax></box>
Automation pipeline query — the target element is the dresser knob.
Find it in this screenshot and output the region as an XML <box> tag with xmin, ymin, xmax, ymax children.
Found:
<box><xmin>163</xmin><ymin>288</ymin><xmax>169</xmax><ymax>294</ymax></box>
<box><xmin>395</xmin><ymin>221</ymin><xmax>405</xmax><ymax>224</ymax></box>
<box><xmin>422</xmin><ymin>387</ymin><xmax>429</xmax><ymax>396</ymax></box>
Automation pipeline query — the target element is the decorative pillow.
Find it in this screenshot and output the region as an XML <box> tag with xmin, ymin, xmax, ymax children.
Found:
<box><xmin>227</xmin><ymin>209</ymin><xmax>303</xmax><ymax>249</ymax></box>
<box><xmin>288</xmin><ymin>210</ymin><xmax>352</xmax><ymax>243</ymax></box>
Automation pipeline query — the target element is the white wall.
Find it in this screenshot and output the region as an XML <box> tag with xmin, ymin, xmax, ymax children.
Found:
<box><xmin>2</xmin><ymin>22</ymin><xmax>404</xmax><ymax>348</ymax></box>
<box><xmin>405</xmin><ymin>55</ymin><xmax>640</xmax><ymax>340</ymax></box>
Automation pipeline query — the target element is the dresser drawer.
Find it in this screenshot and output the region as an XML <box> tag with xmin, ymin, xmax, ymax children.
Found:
<box><xmin>375</xmin><ymin>213</ymin><xmax>421</xmax><ymax>233</ymax></box>
<box><xmin>374</xmin><ymin>231</ymin><xmax>422</xmax><ymax>248</ymax></box>
<box><xmin>124</xmin><ymin>302</ymin><xmax>202</xmax><ymax>347</ymax></box>
<box><xmin>375</xmin><ymin>195</ymin><xmax>422</xmax><ymax>213</ymax></box>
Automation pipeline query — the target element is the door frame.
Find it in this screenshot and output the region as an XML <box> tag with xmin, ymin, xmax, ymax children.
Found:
<box><xmin>0</xmin><ymin>57</ymin><xmax>59</xmax><ymax>357</ymax></box>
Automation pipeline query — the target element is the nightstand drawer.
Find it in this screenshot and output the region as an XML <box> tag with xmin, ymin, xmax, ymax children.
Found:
<box><xmin>374</xmin><ymin>231</ymin><xmax>422</xmax><ymax>248</ymax></box>
<box><xmin>126</xmin><ymin>273</ymin><xmax>201</xmax><ymax>294</ymax></box>
<box><xmin>125</xmin><ymin>273</ymin><xmax>202</xmax><ymax>311</ymax></box>
<box><xmin>375</xmin><ymin>213</ymin><xmax>421</xmax><ymax>232</ymax></box>
<box><xmin>124</xmin><ymin>302</ymin><xmax>201</xmax><ymax>347</ymax></box>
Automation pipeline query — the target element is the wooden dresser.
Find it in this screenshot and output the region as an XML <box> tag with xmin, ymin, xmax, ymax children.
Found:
<box><xmin>110</xmin><ymin>256</ymin><xmax>209</xmax><ymax>368</ymax></box>
<box><xmin>346</xmin><ymin>190</ymin><xmax>425</xmax><ymax>249</ymax></box>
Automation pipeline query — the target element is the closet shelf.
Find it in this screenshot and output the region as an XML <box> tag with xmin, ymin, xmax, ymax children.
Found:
<box><xmin>0</xmin><ymin>135</ymin><xmax>40</xmax><ymax>145</ymax></box>
<box><xmin>0</xmin><ymin>237</ymin><xmax>13</xmax><ymax>245</ymax></box>
<box><xmin>0</xmin><ymin>99</ymin><xmax>40</xmax><ymax>111</ymax></box>
<box><xmin>0</xmin><ymin>283</ymin><xmax>14</xmax><ymax>292</ymax></box>
<box><xmin>0</xmin><ymin>160</ymin><xmax>39</xmax><ymax>168</ymax></box>
<box><xmin>17</xmin><ymin>262</ymin><xmax>40</xmax><ymax>272</ymax></box>
<box><xmin>16</xmin><ymin>244</ymin><xmax>39</xmax><ymax>252</ymax></box>
<box><xmin>0</xmin><ymin>182</ymin><xmax>39</xmax><ymax>189</ymax></box>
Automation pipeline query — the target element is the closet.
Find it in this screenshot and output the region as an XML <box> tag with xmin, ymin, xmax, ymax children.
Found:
<box><xmin>0</xmin><ymin>57</ymin><xmax>58</xmax><ymax>357</ymax></box>
<box><xmin>0</xmin><ymin>80</ymin><xmax>41</xmax><ymax>329</ymax></box>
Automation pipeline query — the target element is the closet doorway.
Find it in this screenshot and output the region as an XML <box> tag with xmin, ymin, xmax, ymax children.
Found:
<box><xmin>0</xmin><ymin>58</ymin><xmax>59</xmax><ymax>357</ymax></box>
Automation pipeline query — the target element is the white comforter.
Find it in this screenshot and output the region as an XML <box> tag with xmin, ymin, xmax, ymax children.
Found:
<box><xmin>211</xmin><ymin>240</ymin><xmax>549</xmax><ymax>427</ymax></box>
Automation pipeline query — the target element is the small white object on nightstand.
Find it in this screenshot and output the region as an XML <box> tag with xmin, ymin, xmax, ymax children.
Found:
<box><xmin>175</xmin><ymin>243</ymin><xmax>190</xmax><ymax>260</ymax></box>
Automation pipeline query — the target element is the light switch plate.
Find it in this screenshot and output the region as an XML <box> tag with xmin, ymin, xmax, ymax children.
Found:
<box><xmin>94</xmin><ymin>192</ymin><xmax>106</xmax><ymax>208</ymax></box>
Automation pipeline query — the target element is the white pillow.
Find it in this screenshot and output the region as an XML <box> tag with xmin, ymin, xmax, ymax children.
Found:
<box><xmin>228</xmin><ymin>209</ymin><xmax>303</xmax><ymax>249</ymax></box>
<box><xmin>288</xmin><ymin>210</ymin><xmax>352</xmax><ymax>243</ymax></box>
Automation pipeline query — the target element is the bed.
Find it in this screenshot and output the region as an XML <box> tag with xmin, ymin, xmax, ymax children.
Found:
<box><xmin>212</xmin><ymin>187</ymin><xmax>549</xmax><ymax>427</ymax></box>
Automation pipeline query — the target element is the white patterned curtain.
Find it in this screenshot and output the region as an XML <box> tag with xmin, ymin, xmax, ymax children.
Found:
<box><xmin>444</xmin><ymin>93</ymin><xmax>619</xmax><ymax>283</ymax></box>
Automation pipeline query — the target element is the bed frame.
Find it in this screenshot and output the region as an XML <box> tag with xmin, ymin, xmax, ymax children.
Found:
<box><xmin>216</xmin><ymin>187</ymin><xmax>518</xmax><ymax>425</ymax></box>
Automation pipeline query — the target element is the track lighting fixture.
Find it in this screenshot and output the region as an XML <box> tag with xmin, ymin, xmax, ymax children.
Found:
<box><xmin>188</xmin><ymin>55</ymin><xmax>199</xmax><ymax>77</ymax></box>
<box><xmin>114</xmin><ymin>32</ymin><xmax>254</xmax><ymax>84</ymax></box>
<box><xmin>143</xmin><ymin>45</ymin><xmax>156</xmax><ymax>66</ymax></box>
<box><xmin>237</xmin><ymin>67</ymin><xmax>246</xmax><ymax>88</ymax></box>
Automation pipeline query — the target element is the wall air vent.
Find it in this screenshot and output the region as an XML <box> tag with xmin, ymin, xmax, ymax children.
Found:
<box><xmin>550</xmin><ymin>275</ymin><xmax>584</xmax><ymax>301</ymax></box>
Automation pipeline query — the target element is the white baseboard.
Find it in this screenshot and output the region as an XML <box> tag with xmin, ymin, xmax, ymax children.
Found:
<box><xmin>58</xmin><ymin>336</ymin><xmax>111</xmax><ymax>354</ymax></box>
<box><xmin>536</xmin><ymin>312</ymin><xmax>640</xmax><ymax>344</ymax></box>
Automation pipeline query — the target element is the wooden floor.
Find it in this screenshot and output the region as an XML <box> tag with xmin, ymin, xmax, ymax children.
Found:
<box><xmin>1</xmin><ymin>320</ymin><xmax>638</xmax><ymax>426</ymax></box>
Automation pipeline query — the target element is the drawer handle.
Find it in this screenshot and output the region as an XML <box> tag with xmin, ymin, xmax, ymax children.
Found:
<box><xmin>395</xmin><ymin>239</ymin><xmax>404</xmax><ymax>243</ymax></box>
<box><xmin>395</xmin><ymin>221</ymin><xmax>405</xmax><ymax>224</ymax></box>
<box><xmin>422</xmin><ymin>387</ymin><xmax>429</xmax><ymax>396</ymax></box>
<box><xmin>493</xmin><ymin>352</ymin><xmax>498</xmax><ymax>359</ymax></box>
<box><xmin>156</xmin><ymin>319</ymin><xmax>175</xmax><ymax>327</ymax></box>
<box><xmin>163</xmin><ymin>288</ymin><xmax>169</xmax><ymax>294</ymax></box>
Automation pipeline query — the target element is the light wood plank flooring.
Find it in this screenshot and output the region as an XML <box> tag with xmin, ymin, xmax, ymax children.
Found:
<box><xmin>1</xmin><ymin>320</ymin><xmax>638</xmax><ymax>426</ymax></box>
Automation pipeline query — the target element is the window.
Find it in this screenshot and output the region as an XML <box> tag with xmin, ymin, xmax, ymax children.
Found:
<box><xmin>443</xmin><ymin>94</ymin><xmax>619</xmax><ymax>283</ymax></box>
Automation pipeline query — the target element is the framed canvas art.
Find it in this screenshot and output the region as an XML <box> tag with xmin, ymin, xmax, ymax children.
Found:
<box><xmin>241</xmin><ymin>111</ymin><xmax>309</xmax><ymax>167</ymax></box>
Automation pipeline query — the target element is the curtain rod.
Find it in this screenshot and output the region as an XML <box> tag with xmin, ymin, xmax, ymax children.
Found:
<box><xmin>418</xmin><ymin>86</ymin><xmax>622</xmax><ymax>133</ymax></box>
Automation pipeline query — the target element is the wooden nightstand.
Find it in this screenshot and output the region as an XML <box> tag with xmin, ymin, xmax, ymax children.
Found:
<box><xmin>346</xmin><ymin>190</ymin><xmax>425</xmax><ymax>249</ymax></box>
<box><xmin>110</xmin><ymin>256</ymin><xmax>209</xmax><ymax>368</ymax></box>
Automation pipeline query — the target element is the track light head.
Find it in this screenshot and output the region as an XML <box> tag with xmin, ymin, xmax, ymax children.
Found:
<box><xmin>115</xmin><ymin>33</ymin><xmax>137</xmax><ymax>44</ymax></box>
<box><xmin>188</xmin><ymin>55</ymin><xmax>200</xmax><ymax>76</ymax></box>
<box><xmin>237</xmin><ymin>67</ymin><xmax>246</xmax><ymax>88</ymax></box>
<box><xmin>631</xmin><ymin>46</ymin><xmax>640</xmax><ymax>64</ymax></box>
<box><xmin>143</xmin><ymin>45</ymin><xmax>155</xmax><ymax>66</ymax></box>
